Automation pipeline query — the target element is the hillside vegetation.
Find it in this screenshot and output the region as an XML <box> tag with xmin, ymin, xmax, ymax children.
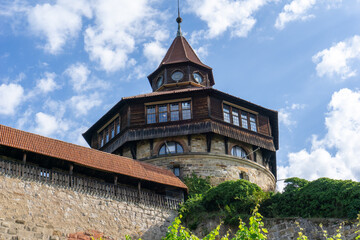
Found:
<box><xmin>181</xmin><ymin>175</ymin><xmax>360</xmax><ymax>230</ymax></box>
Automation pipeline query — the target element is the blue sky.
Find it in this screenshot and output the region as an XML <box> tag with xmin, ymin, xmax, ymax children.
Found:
<box><xmin>1</xmin><ymin>0</ymin><xmax>360</xmax><ymax>190</ymax></box>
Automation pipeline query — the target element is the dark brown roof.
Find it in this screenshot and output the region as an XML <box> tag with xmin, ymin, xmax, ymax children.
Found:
<box><xmin>0</xmin><ymin>124</ymin><xmax>187</xmax><ymax>190</ymax></box>
<box><xmin>147</xmin><ymin>36</ymin><xmax>215</xmax><ymax>86</ymax></box>
<box><xmin>160</xmin><ymin>36</ymin><xmax>211</xmax><ymax>69</ymax></box>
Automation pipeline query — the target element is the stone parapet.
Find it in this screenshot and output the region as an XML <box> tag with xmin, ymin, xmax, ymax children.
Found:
<box><xmin>144</xmin><ymin>153</ymin><xmax>276</xmax><ymax>191</ymax></box>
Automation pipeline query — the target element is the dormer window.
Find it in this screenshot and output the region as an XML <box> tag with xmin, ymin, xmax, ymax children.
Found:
<box><xmin>156</xmin><ymin>75</ymin><xmax>164</xmax><ymax>88</ymax></box>
<box><xmin>223</xmin><ymin>103</ymin><xmax>258</xmax><ymax>132</ymax></box>
<box><xmin>171</xmin><ymin>71</ymin><xmax>184</xmax><ymax>82</ymax></box>
<box><xmin>193</xmin><ymin>72</ymin><xmax>203</xmax><ymax>83</ymax></box>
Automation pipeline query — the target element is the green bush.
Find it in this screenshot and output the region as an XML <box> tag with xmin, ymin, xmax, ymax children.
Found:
<box><xmin>181</xmin><ymin>179</ymin><xmax>268</xmax><ymax>228</ymax></box>
<box><xmin>261</xmin><ymin>177</ymin><xmax>360</xmax><ymax>219</ymax></box>
<box><xmin>184</xmin><ymin>173</ymin><xmax>212</xmax><ymax>198</ymax></box>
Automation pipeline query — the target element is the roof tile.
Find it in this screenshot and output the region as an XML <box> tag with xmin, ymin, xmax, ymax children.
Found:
<box><xmin>0</xmin><ymin>124</ymin><xmax>187</xmax><ymax>190</ymax></box>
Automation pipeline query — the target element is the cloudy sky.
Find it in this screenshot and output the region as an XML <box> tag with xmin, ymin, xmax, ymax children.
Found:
<box><xmin>1</xmin><ymin>0</ymin><xmax>360</xmax><ymax>190</ymax></box>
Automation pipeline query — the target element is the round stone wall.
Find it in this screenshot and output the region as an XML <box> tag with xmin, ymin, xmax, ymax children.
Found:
<box><xmin>144</xmin><ymin>153</ymin><xmax>276</xmax><ymax>192</ymax></box>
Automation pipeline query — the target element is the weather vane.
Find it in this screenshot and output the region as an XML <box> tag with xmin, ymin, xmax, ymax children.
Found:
<box><xmin>176</xmin><ymin>0</ymin><xmax>182</xmax><ymax>36</ymax></box>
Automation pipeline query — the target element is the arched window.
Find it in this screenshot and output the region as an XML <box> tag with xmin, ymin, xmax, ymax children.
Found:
<box><xmin>159</xmin><ymin>142</ymin><xmax>184</xmax><ymax>155</ymax></box>
<box><xmin>231</xmin><ymin>146</ymin><xmax>248</xmax><ymax>159</ymax></box>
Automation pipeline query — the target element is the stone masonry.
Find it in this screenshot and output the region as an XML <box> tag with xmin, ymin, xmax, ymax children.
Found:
<box><xmin>0</xmin><ymin>174</ymin><xmax>177</xmax><ymax>240</ymax></box>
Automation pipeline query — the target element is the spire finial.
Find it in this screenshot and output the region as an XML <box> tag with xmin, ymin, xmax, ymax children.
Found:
<box><xmin>176</xmin><ymin>0</ymin><xmax>182</xmax><ymax>37</ymax></box>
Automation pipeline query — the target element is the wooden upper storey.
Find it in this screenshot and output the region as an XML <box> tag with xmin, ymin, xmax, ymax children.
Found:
<box><xmin>83</xmin><ymin>88</ymin><xmax>279</xmax><ymax>154</ymax></box>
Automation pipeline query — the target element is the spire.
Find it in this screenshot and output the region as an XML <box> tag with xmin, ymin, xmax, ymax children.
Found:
<box><xmin>176</xmin><ymin>0</ymin><xmax>182</xmax><ymax>37</ymax></box>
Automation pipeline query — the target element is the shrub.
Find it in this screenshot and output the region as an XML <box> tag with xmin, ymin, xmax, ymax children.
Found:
<box><xmin>261</xmin><ymin>177</ymin><xmax>360</xmax><ymax>219</ymax></box>
<box><xmin>184</xmin><ymin>173</ymin><xmax>212</xmax><ymax>198</ymax></box>
<box><xmin>181</xmin><ymin>179</ymin><xmax>268</xmax><ymax>228</ymax></box>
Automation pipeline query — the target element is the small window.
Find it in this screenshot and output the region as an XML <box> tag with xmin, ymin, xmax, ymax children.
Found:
<box><xmin>223</xmin><ymin>104</ymin><xmax>230</xmax><ymax>123</ymax></box>
<box><xmin>159</xmin><ymin>105</ymin><xmax>168</xmax><ymax>122</ymax></box>
<box><xmin>239</xmin><ymin>172</ymin><xmax>244</xmax><ymax>179</ymax></box>
<box><xmin>100</xmin><ymin>137</ymin><xmax>104</xmax><ymax>147</ymax></box>
<box><xmin>116</xmin><ymin>123</ymin><xmax>120</xmax><ymax>134</ymax></box>
<box><xmin>173</xmin><ymin>167</ymin><xmax>180</xmax><ymax>177</ymax></box>
<box><xmin>159</xmin><ymin>142</ymin><xmax>184</xmax><ymax>155</ymax></box>
<box><xmin>147</xmin><ymin>106</ymin><xmax>156</xmax><ymax>124</ymax></box>
<box><xmin>250</xmin><ymin>114</ymin><xmax>257</xmax><ymax>132</ymax></box>
<box><xmin>170</xmin><ymin>103</ymin><xmax>179</xmax><ymax>121</ymax></box>
<box><xmin>111</xmin><ymin>128</ymin><xmax>115</xmax><ymax>138</ymax></box>
<box><xmin>105</xmin><ymin>132</ymin><xmax>109</xmax><ymax>143</ymax></box>
<box><xmin>232</xmin><ymin>109</ymin><xmax>239</xmax><ymax>126</ymax></box>
<box><xmin>182</xmin><ymin>101</ymin><xmax>191</xmax><ymax>120</ymax></box>
<box><xmin>231</xmin><ymin>146</ymin><xmax>248</xmax><ymax>159</ymax></box>
<box><xmin>241</xmin><ymin>112</ymin><xmax>248</xmax><ymax>129</ymax></box>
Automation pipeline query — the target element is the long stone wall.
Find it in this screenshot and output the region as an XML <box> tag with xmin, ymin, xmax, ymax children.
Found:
<box><xmin>192</xmin><ymin>217</ymin><xmax>359</xmax><ymax>240</ymax></box>
<box><xmin>0</xmin><ymin>174</ymin><xmax>177</xmax><ymax>240</ymax></box>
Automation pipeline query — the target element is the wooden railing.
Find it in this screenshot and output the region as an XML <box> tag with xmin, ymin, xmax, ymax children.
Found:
<box><xmin>0</xmin><ymin>158</ymin><xmax>182</xmax><ymax>210</ymax></box>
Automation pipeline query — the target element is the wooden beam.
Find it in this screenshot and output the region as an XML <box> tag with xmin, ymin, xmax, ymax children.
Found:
<box><xmin>22</xmin><ymin>152</ymin><xmax>27</xmax><ymax>164</ymax></box>
<box><xmin>138</xmin><ymin>181</ymin><xmax>141</xmax><ymax>201</ymax></box>
<box><xmin>114</xmin><ymin>176</ymin><xmax>118</xmax><ymax>185</ymax></box>
<box><xmin>69</xmin><ymin>164</ymin><xmax>74</xmax><ymax>175</ymax></box>
<box><xmin>224</xmin><ymin>137</ymin><xmax>228</xmax><ymax>154</ymax></box>
<box><xmin>206</xmin><ymin>133</ymin><xmax>213</xmax><ymax>153</ymax></box>
<box><xmin>130</xmin><ymin>141</ymin><xmax>137</xmax><ymax>159</ymax></box>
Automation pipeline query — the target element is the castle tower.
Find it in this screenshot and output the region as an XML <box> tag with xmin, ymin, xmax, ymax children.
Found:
<box><xmin>83</xmin><ymin>12</ymin><xmax>278</xmax><ymax>191</ymax></box>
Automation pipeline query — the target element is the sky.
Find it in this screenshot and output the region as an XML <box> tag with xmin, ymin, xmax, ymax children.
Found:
<box><xmin>1</xmin><ymin>0</ymin><xmax>360</xmax><ymax>190</ymax></box>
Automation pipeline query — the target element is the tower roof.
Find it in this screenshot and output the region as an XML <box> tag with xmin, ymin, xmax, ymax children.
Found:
<box><xmin>161</xmin><ymin>36</ymin><xmax>211</xmax><ymax>69</ymax></box>
<box><xmin>148</xmin><ymin>35</ymin><xmax>214</xmax><ymax>86</ymax></box>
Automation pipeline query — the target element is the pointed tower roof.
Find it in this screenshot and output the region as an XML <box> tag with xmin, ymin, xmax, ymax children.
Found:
<box><xmin>160</xmin><ymin>36</ymin><xmax>212</xmax><ymax>70</ymax></box>
<box><xmin>148</xmin><ymin>35</ymin><xmax>215</xmax><ymax>86</ymax></box>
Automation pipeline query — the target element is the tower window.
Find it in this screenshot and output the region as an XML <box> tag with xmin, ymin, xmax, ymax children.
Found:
<box><xmin>159</xmin><ymin>142</ymin><xmax>184</xmax><ymax>155</ymax></box>
<box><xmin>98</xmin><ymin>116</ymin><xmax>121</xmax><ymax>148</ymax></box>
<box><xmin>223</xmin><ymin>104</ymin><xmax>230</xmax><ymax>123</ymax></box>
<box><xmin>231</xmin><ymin>146</ymin><xmax>248</xmax><ymax>159</ymax></box>
<box><xmin>159</xmin><ymin>105</ymin><xmax>168</xmax><ymax>122</ymax></box>
<box><xmin>147</xmin><ymin>106</ymin><xmax>156</xmax><ymax>124</ymax></box>
<box><xmin>222</xmin><ymin>104</ymin><xmax>257</xmax><ymax>132</ymax></box>
<box><xmin>146</xmin><ymin>101</ymin><xmax>192</xmax><ymax>124</ymax></box>
<box><xmin>173</xmin><ymin>166</ymin><xmax>180</xmax><ymax>177</ymax></box>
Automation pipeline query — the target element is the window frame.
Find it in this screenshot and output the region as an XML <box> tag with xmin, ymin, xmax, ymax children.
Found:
<box><xmin>231</xmin><ymin>145</ymin><xmax>248</xmax><ymax>159</ymax></box>
<box><xmin>222</xmin><ymin>102</ymin><xmax>258</xmax><ymax>132</ymax></box>
<box><xmin>158</xmin><ymin>141</ymin><xmax>184</xmax><ymax>156</ymax></box>
<box><xmin>97</xmin><ymin>115</ymin><xmax>121</xmax><ymax>148</ymax></box>
<box><xmin>146</xmin><ymin>99</ymin><xmax>192</xmax><ymax>124</ymax></box>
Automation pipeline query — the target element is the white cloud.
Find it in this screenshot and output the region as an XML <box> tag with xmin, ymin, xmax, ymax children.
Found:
<box><xmin>34</xmin><ymin>112</ymin><xmax>69</xmax><ymax>137</ymax></box>
<box><xmin>84</xmin><ymin>0</ymin><xmax>163</xmax><ymax>72</ymax></box>
<box><xmin>64</xmin><ymin>62</ymin><xmax>109</xmax><ymax>92</ymax></box>
<box><xmin>64</xmin><ymin>63</ymin><xmax>91</xmax><ymax>92</ymax></box>
<box><xmin>312</xmin><ymin>35</ymin><xmax>360</xmax><ymax>80</ymax></box>
<box><xmin>69</xmin><ymin>93</ymin><xmax>102</xmax><ymax>116</ymax></box>
<box><xmin>278</xmin><ymin>88</ymin><xmax>360</xmax><ymax>191</ymax></box>
<box><xmin>0</xmin><ymin>83</ymin><xmax>24</xmax><ymax>115</ymax></box>
<box><xmin>0</xmin><ymin>0</ymin><xmax>28</xmax><ymax>17</ymax></box>
<box><xmin>275</xmin><ymin>0</ymin><xmax>316</xmax><ymax>30</ymax></box>
<box><xmin>275</xmin><ymin>0</ymin><xmax>343</xmax><ymax>30</ymax></box>
<box><xmin>36</xmin><ymin>72</ymin><xmax>59</xmax><ymax>93</ymax></box>
<box><xmin>28</xmin><ymin>0</ymin><xmax>92</xmax><ymax>54</ymax></box>
<box><xmin>186</xmin><ymin>0</ymin><xmax>272</xmax><ymax>38</ymax></box>
<box><xmin>278</xmin><ymin>103</ymin><xmax>305</xmax><ymax>127</ymax></box>
<box><xmin>143</xmin><ymin>41</ymin><xmax>167</xmax><ymax>65</ymax></box>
